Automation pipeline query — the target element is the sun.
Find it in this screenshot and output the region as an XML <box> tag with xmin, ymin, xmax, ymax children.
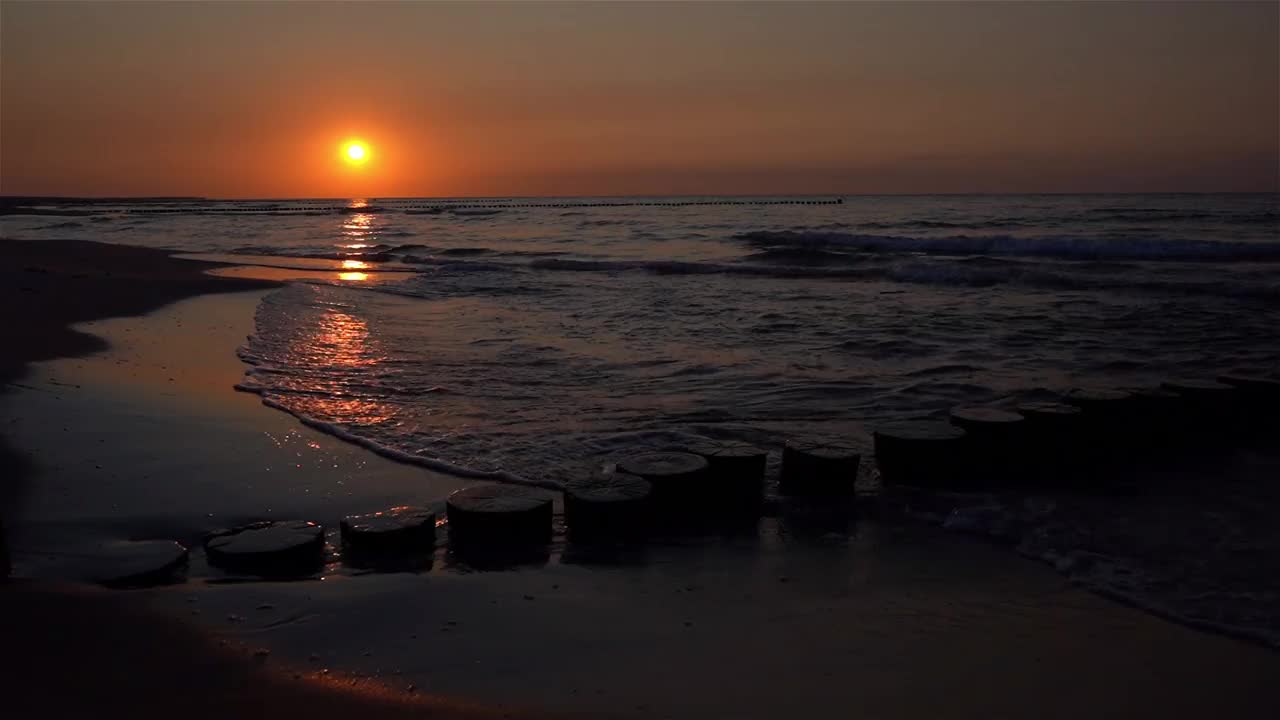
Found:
<box><xmin>341</xmin><ymin>140</ymin><xmax>370</xmax><ymax>165</ymax></box>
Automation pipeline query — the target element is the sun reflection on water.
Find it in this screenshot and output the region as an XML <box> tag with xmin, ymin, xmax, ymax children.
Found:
<box><xmin>315</xmin><ymin>309</ymin><xmax>378</xmax><ymax>368</ymax></box>
<box><xmin>343</xmin><ymin>212</ymin><xmax>373</xmax><ymax>243</ymax></box>
<box><xmin>338</xmin><ymin>205</ymin><xmax>377</xmax><ymax>279</ymax></box>
<box><xmin>283</xmin><ymin>305</ymin><xmax>395</xmax><ymax>425</ymax></box>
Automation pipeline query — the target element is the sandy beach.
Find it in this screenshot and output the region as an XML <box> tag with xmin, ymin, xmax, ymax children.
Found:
<box><xmin>1</xmin><ymin>239</ymin><xmax>277</xmax><ymax>520</ymax></box>
<box><xmin>0</xmin><ymin>239</ymin><xmax>532</xmax><ymax>719</ymax></box>
<box><xmin>2</xmin><ymin>238</ymin><xmax>1278</xmax><ymax>718</ymax></box>
<box><xmin>5</xmin><ymin>0</ymin><xmax>1278</xmax><ymax>716</ymax></box>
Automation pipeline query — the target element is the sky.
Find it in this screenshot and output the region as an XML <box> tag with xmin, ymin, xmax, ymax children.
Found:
<box><xmin>2</xmin><ymin>1</ymin><xmax>1277</xmax><ymax>198</ymax></box>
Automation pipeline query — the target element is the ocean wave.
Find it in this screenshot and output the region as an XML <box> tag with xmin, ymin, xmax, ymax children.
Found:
<box><xmin>736</xmin><ymin>230</ymin><xmax>1280</xmax><ymax>262</ymax></box>
<box><xmin>1089</xmin><ymin>207</ymin><xmax>1279</xmax><ymax>224</ymax></box>
<box><xmin>386</xmin><ymin>243</ymin><xmax>429</xmax><ymax>253</ymax></box>
<box><xmin>399</xmin><ymin>254</ymin><xmax>514</xmax><ymax>272</ymax></box>
<box><xmin>440</xmin><ymin>247</ymin><xmax>494</xmax><ymax>256</ymax></box>
<box><xmin>744</xmin><ymin>247</ymin><xmax>863</xmax><ymax>264</ymax></box>
<box><xmin>401</xmin><ymin>207</ymin><xmax>504</xmax><ymax>217</ymax></box>
<box><xmin>530</xmin><ymin>258</ymin><xmax>728</xmax><ymax>275</ymax></box>
<box><xmin>525</xmin><ymin>253</ymin><xmax>1279</xmax><ymax>299</ymax></box>
<box><xmin>237</xmin><ymin>386</ymin><xmax>562</xmax><ymax>492</ymax></box>
<box><xmin>0</xmin><ymin>209</ymin><xmax>97</xmax><ymax>217</ymax></box>
<box><xmin>858</xmin><ymin>219</ymin><xmax>1030</xmax><ymax>230</ymax></box>
<box><xmin>936</xmin><ymin>487</ymin><xmax>1280</xmax><ymax>650</ymax></box>
<box><xmin>528</xmin><ymin>256</ymin><xmax>878</xmax><ymax>279</ymax></box>
<box><xmin>223</xmin><ymin>246</ymin><xmax>398</xmax><ymax>263</ymax></box>
<box><xmin>209</xmin><ymin>241</ymin><xmax>1280</xmax><ymax>301</ymax></box>
<box><xmin>851</xmin><ymin>211</ymin><xmax>1279</xmax><ymax>231</ymax></box>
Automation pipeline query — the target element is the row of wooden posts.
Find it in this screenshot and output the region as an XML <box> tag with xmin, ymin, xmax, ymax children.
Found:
<box><xmin>81</xmin><ymin>373</ymin><xmax>1275</xmax><ymax>584</ymax></box>
<box><xmin>119</xmin><ymin>198</ymin><xmax>845</xmax><ymax>214</ymax></box>
<box><xmin>258</xmin><ymin>373</ymin><xmax>1269</xmax><ymax>572</ymax></box>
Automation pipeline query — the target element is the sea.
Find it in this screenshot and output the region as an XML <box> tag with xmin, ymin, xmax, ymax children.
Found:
<box><xmin>3</xmin><ymin>193</ymin><xmax>1279</xmax><ymax>644</ymax></box>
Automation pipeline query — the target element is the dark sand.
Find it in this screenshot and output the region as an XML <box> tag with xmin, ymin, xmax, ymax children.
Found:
<box><xmin>0</xmin><ymin>239</ymin><xmax>541</xmax><ymax>719</ymax></box>
<box><xmin>1</xmin><ymin>238</ymin><xmax>277</xmax><ymax>383</ymax></box>
<box><xmin>1</xmin><ymin>581</ymin><xmax>557</xmax><ymax>719</ymax></box>
<box><xmin>7</xmin><ymin>287</ymin><xmax>472</xmax><ymax>561</ymax></box>
<box><xmin>2</xmin><ymin>238</ymin><xmax>1278</xmax><ymax>719</ymax></box>
<box><xmin>0</xmin><ymin>238</ymin><xmax>276</xmax><ymax>514</ymax></box>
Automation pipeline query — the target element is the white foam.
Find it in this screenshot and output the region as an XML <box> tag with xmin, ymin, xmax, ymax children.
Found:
<box><xmin>243</xmin><ymin>387</ymin><xmax>563</xmax><ymax>492</ymax></box>
<box><xmin>938</xmin><ymin>499</ymin><xmax>1280</xmax><ymax>650</ymax></box>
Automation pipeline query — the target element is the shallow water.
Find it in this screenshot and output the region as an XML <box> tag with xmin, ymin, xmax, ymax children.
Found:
<box><xmin>5</xmin><ymin>194</ymin><xmax>1278</xmax><ymax>481</ymax></box>
<box><xmin>6</xmin><ymin>195</ymin><xmax>1280</xmax><ymax>647</ymax></box>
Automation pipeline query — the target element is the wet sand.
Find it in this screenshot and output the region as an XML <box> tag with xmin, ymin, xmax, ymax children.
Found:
<box><xmin>0</xmin><ymin>238</ymin><xmax>278</xmax><ymax>385</ymax></box>
<box><xmin>0</xmin><ymin>238</ymin><xmax>276</xmax><ymax>515</ymax></box>
<box><xmin>1</xmin><ymin>238</ymin><xmax>1278</xmax><ymax>718</ymax></box>
<box><xmin>165</xmin><ymin>534</ymin><xmax>1280</xmax><ymax>720</ymax></box>
<box><xmin>0</xmin><ymin>239</ymin><xmax>529</xmax><ymax>719</ymax></box>
<box><xmin>7</xmin><ymin>289</ymin><xmax>469</xmax><ymax>556</ymax></box>
<box><xmin>1</xmin><ymin>581</ymin><xmax>559</xmax><ymax>720</ymax></box>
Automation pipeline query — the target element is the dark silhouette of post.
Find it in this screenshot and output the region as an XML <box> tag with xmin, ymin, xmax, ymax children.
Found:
<box><xmin>0</xmin><ymin>516</ymin><xmax>11</xmax><ymax>580</ymax></box>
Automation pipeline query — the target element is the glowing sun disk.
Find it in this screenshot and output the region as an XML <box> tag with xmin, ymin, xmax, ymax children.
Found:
<box><xmin>342</xmin><ymin>140</ymin><xmax>370</xmax><ymax>165</ymax></box>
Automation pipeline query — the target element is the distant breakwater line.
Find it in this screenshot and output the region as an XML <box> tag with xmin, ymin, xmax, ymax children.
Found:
<box><xmin>115</xmin><ymin>198</ymin><xmax>847</xmax><ymax>215</ymax></box>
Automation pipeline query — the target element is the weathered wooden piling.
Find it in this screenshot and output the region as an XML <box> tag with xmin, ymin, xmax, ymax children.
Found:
<box><xmin>779</xmin><ymin>440</ymin><xmax>860</xmax><ymax>497</ymax></box>
<box><xmin>948</xmin><ymin>406</ymin><xmax>1029</xmax><ymax>488</ymax></box>
<box><xmin>563</xmin><ymin>471</ymin><xmax>653</xmax><ymax>539</ymax></box>
<box><xmin>873</xmin><ymin>421</ymin><xmax>967</xmax><ymax>489</ymax></box>
<box><xmin>691</xmin><ymin>441</ymin><xmax>769</xmax><ymax>511</ymax></box>
<box><xmin>1015</xmin><ymin>401</ymin><xmax>1084</xmax><ymax>484</ymax></box>
<box><xmin>204</xmin><ymin>521</ymin><xmax>325</xmax><ymax>575</ymax></box>
<box><xmin>616</xmin><ymin>451</ymin><xmax>709</xmax><ymax>504</ymax></box>
<box><xmin>446</xmin><ymin>484</ymin><xmax>554</xmax><ymax>546</ymax></box>
<box><xmin>340</xmin><ymin>506</ymin><xmax>436</xmax><ymax>553</ymax></box>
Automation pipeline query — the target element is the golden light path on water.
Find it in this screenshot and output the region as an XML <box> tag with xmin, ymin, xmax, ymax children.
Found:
<box><xmin>279</xmin><ymin>199</ymin><xmax>395</xmax><ymax>422</ymax></box>
<box><xmin>337</xmin><ymin>202</ymin><xmax>376</xmax><ymax>282</ymax></box>
<box><xmin>289</xmin><ymin>302</ymin><xmax>395</xmax><ymax>424</ymax></box>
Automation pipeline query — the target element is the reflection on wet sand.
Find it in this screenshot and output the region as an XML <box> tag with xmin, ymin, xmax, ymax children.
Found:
<box><xmin>205</xmin><ymin>265</ymin><xmax>413</xmax><ymax>283</ymax></box>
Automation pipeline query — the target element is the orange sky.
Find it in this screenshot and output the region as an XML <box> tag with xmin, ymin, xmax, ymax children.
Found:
<box><xmin>2</xmin><ymin>1</ymin><xmax>1277</xmax><ymax>197</ymax></box>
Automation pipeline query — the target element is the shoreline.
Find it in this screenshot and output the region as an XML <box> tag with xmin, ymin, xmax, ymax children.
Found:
<box><xmin>0</xmin><ymin>238</ymin><xmax>279</xmax><ymax>519</ymax></box>
<box><xmin>0</xmin><ymin>238</ymin><xmax>278</xmax><ymax>384</ymax></box>
<box><xmin>2</xmin><ymin>237</ymin><xmax>1278</xmax><ymax>718</ymax></box>
<box><xmin>0</xmin><ymin>238</ymin><xmax>550</xmax><ymax>718</ymax></box>
<box><xmin>3</xmin><ymin>248</ymin><xmax>472</xmax><ymax>562</ymax></box>
<box><xmin>0</xmin><ymin>580</ymin><xmax>559</xmax><ymax>720</ymax></box>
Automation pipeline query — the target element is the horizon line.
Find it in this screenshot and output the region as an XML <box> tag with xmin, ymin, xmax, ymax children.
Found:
<box><xmin>3</xmin><ymin>191</ymin><xmax>1278</xmax><ymax>203</ymax></box>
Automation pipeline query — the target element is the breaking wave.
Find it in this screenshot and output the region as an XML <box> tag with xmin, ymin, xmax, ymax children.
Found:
<box><xmin>736</xmin><ymin>230</ymin><xmax>1280</xmax><ymax>262</ymax></box>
